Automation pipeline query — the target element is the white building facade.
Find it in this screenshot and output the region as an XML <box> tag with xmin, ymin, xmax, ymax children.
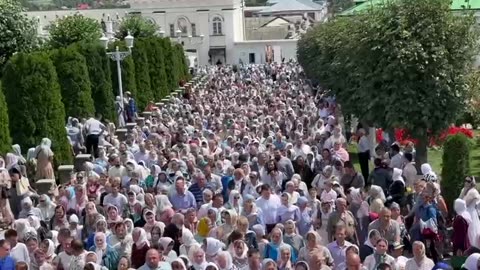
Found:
<box><xmin>27</xmin><ymin>0</ymin><xmax>324</xmax><ymax>66</ymax></box>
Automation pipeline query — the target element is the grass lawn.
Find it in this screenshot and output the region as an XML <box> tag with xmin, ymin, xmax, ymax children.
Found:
<box><xmin>348</xmin><ymin>131</ymin><xmax>480</xmax><ymax>177</ymax></box>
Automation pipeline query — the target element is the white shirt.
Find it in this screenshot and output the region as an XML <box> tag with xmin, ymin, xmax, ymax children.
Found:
<box><xmin>358</xmin><ymin>136</ymin><xmax>370</xmax><ymax>153</ymax></box>
<box><xmin>402</xmin><ymin>162</ymin><xmax>417</xmax><ymax>187</ymax></box>
<box><xmin>405</xmin><ymin>257</ymin><xmax>435</xmax><ymax>270</ymax></box>
<box><xmin>103</xmin><ymin>193</ymin><xmax>128</xmax><ymax>213</ymax></box>
<box><xmin>10</xmin><ymin>243</ymin><xmax>30</xmax><ymax>264</ymax></box>
<box><xmin>84</xmin><ymin>118</ymin><xmax>105</xmax><ymax>136</ymax></box>
<box><xmin>390</xmin><ymin>152</ymin><xmax>404</xmax><ymax>169</ymax></box>
<box><xmin>256</xmin><ymin>195</ymin><xmax>280</xmax><ymax>224</ymax></box>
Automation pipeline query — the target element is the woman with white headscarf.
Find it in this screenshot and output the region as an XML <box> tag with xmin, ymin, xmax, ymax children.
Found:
<box><xmin>14</xmin><ymin>219</ymin><xmax>35</xmax><ymax>241</ymax></box>
<box><xmin>90</xmin><ymin>232</ymin><xmax>120</xmax><ymax>270</ymax></box>
<box><xmin>453</xmin><ymin>199</ymin><xmax>472</xmax><ymax>255</ymax></box>
<box><xmin>131</xmin><ymin>227</ymin><xmax>150</xmax><ymax>268</ymax></box>
<box><xmin>39</xmin><ymin>239</ymin><xmax>56</xmax><ymax>263</ymax></box>
<box><xmin>12</xmin><ymin>144</ymin><xmax>26</xmax><ymax>164</ymax></box>
<box><xmin>405</xmin><ymin>241</ymin><xmax>434</xmax><ymax>270</ymax></box>
<box><xmin>226</xmin><ymin>190</ymin><xmax>243</xmax><ymax>215</ymax></box>
<box><xmin>202</xmin><ymin>237</ymin><xmax>225</xmax><ymax>263</ymax></box>
<box><xmin>460</xmin><ymin>176</ymin><xmax>480</xmax><ymax>248</ymax></box>
<box><xmin>38</xmin><ymin>194</ymin><xmax>56</xmax><ymax>223</ymax></box>
<box><xmin>420</xmin><ymin>163</ymin><xmax>437</xmax><ymax>182</ymax></box>
<box><xmin>34</xmin><ymin>138</ymin><xmax>55</xmax><ymax>180</ymax></box>
<box><xmin>188</xmin><ymin>244</ymin><xmax>208</xmax><ymax>270</ymax></box>
<box><xmin>180</xmin><ymin>229</ymin><xmax>199</xmax><ymax>256</ymax></box>
<box><xmin>215</xmin><ymin>251</ymin><xmax>235</xmax><ymax>270</ymax></box>
<box><xmin>0</xmin><ymin>157</ymin><xmax>10</xmax><ymax>188</ymax></box>
<box><xmin>18</xmin><ymin>197</ymin><xmax>42</xmax><ymax>219</ymax></box>
<box><xmin>368</xmin><ymin>185</ymin><xmax>386</xmax><ymax>215</ymax></box>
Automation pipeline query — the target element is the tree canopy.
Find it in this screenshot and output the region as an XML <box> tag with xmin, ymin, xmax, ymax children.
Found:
<box><xmin>116</xmin><ymin>15</ymin><xmax>158</xmax><ymax>39</ymax></box>
<box><xmin>298</xmin><ymin>0</ymin><xmax>478</xmax><ymax>165</ymax></box>
<box><xmin>0</xmin><ymin>0</ymin><xmax>38</xmax><ymax>72</ymax></box>
<box><xmin>48</xmin><ymin>14</ymin><xmax>101</xmax><ymax>49</ymax></box>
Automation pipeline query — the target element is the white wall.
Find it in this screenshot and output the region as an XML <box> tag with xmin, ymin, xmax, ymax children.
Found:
<box><xmin>233</xmin><ymin>39</ymin><xmax>297</xmax><ymax>64</ymax></box>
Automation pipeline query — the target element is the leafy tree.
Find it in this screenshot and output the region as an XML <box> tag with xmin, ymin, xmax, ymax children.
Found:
<box><xmin>109</xmin><ymin>41</ymin><xmax>137</xmax><ymax>103</ymax></box>
<box><xmin>116</xmin><ymin>15</ymin><xmax>158</xmax><ymax>39</ymax></box>
<box><xmin>75</xmin><ymin>42</ymin><xmax>116</xmax><ymax>122</ymax></box>
<box><xmin>146</xmin><ymin>38</ymin><xmax>169</xmax><ymax>100</ymax></box>
<box><xmin>2</xmin><ymin>52</ymin><xmax>72</xmax><ymax>164</ymax></box>
<box><xmin>0</xmin><ymin>83</ymin><xmax>12</xmax><ymax>155</ymax></box>
<box><xmin>298</xmin><ymin>0</ymin><xmax>478</xmax><ymax>166</ymax></box>
<box><xmin>0</xmin><ymin>0</ymin><xmax>38</xmax><ymax>72</ymax></box>
<box><xmin>51</xmin><ymin>47</ymin><xmax>95</xmax><ymax>119</ymax></box>
<box><xmin>48</xmin><ymin>14</ymin><xmax>101</xmax><ymax>49</ymax></box>
<box><xmin>132</xmin><ymin>39</ymin><xmax>153</xmax><ymax>110</ymax></box>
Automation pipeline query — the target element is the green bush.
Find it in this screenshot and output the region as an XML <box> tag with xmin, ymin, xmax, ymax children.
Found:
<box><xmin>2</xmin><ymin>52</ymin><xmax>72</xmax><ymax>164</ymax></box>
<box><xmin>0</xmin><ymin>83</ymin><xmax>12</xmax><ymax>155</ymax></box>
<box><xmin>109</xmin><ymin>41</ymin><xmax>137</xmax><ymax>103</ymax></box>
<box><xmin>441</xmin><ymin>133</ymin><xmax>471</xmax><ymax>211</ymax></box>
<box><xmin>51</xmin><ymin>47</ymin><xmax>95</xmax><ymax>119</ymax></box>
<box><xmin>132</xmin><ymin>39</ymin><xmax>153</xmax><ymax>110</ymax></box>
<box><xmin>75</xmin><ymin>42</ymin><xmax>116</xmax><ymax>122</ymax></box>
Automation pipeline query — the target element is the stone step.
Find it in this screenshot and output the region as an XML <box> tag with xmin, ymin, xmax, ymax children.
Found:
<box><xmin>35</xmin><ymin>179</ymin><xmax>56</xmax><ymax>195</ymax></box>
<box><xmin>57</xmin><ymin>165</ymin><xmax>74</xmax><ymax>185</ymax></box>
<box><xmin>74</xmin><ymin>154</ymin><xmax>91</xmax><ymax>172</ymax></box>
<box><xmin>115</xmin><ymin>128</ymin><xmax>128</xmax><ymax>141</ymax></box>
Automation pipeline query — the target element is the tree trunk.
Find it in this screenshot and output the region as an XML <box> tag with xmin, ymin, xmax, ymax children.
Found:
<box><xmin>415</xmin><ymin>130</ymin><xmax>428</xmax><ymax>174</ymax></box>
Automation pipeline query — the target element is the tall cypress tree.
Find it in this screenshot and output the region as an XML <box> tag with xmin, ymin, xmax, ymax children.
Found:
<box><xmin>0</xmin><ymin>83</ymin><xmax>12</xmax><ymax>155</ymax></box>
<box><xmin>161</xmin><ymin>38</ymin><xmax>176</xmax><ymax>91</ymax></box>
<box><xmin>75</xmin><ymin>42</ymin><xmax>116</xmax><ymax>122</ymax></box>
<box><xmin>51</xmin><ymin>47</ymin><xmax>95</xmax><ymax>119</ymax></box>
<box><xmin>2</xmin><ymin>52</ymin><xmax>72</xmax><ymax>164</ymax></box>
<box><xmin>146</xmin><ymin>37</ymin><xmax>168</xmax><ymax>100</ymax></box>
<box><xmin>132</xmin><ymin>39</ymin><xmax>153</xmax><ymax>110</ymax></box>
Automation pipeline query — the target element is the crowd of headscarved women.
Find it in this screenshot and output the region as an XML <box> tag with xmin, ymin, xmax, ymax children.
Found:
<box><xmin>0</xmin><ymin>63</ymin><xmax>479</xmax><ymax>270</ymax></box>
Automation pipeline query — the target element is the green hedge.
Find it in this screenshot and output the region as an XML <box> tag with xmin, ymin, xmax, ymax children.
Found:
<box><xmin>146</xmin><ymin>37</ymin><xmax>169</xmax><ymax>100</ymax></box>
<box><xmin>51</xmin><ymin>47</ymin><xmax>95</xmax><ymax>119</ymax></box>
<box><xmin>75</xmin><ymin>42</ymin><xmax>116</xmax><ymax>122</ymax></box>
<box><xmin>0</xmin><ymin>83</ymin><xmax>12</xmax><ymax>155</ymax></box>
<box><xmin>441</xmin><ymin>133</ymin><xmax>471</xmax><ymax>211</ymax></box>
<box><xmin>132</xmin><ymin>39</ymin><xmax>153</xmax><ymax>110</ymax></box>
<box><xmin>2</xmin><ymin>52</ymin><xmax>72</xmax><ymax>164</ymax></box>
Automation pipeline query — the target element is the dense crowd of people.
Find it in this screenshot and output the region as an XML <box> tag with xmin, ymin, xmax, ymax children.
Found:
<box><xmin>0</xmin><ymin>63</ymin><xmax>479</xmax><ymax>270</ymax></box>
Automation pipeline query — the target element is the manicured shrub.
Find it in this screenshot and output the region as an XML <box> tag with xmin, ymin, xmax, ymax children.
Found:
<box><xmin>132</xmin><ymin>39</ymin><xmax>153</xmax><ymax>110</ymax></box>
<box><xmin>146</xmin><ymin>37</ymin><xmax>168</xmax><ymax>100</ymax></box>
<box><xmin>441</xmin><ymin>133</ymin><xmax>471</xmax><ymax>210</ymax></box>
<box><xmin>0</xmin><ymin>83</ymin><xmax>12</xmax><ymax>155</ymax></box>
<box><xmin>51</xmin><ymin>47</ymin><xmax>95</xmax><ymax>119</ymax></box>
<box><xmin>2</xmin><ymin>52</ymin><xmax>72</xmax><ymax>164</ymax></box>
<box><xmin>75</xmin><ymin>42</ymin><xmax>116</xmax><ymax>122</ymax></box>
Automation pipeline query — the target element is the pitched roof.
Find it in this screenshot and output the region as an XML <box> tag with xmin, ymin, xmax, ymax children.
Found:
<box><xmin>341</xmin><ymin>0</ymin><xmax>480</xmax><ymax>15</ymax></box>
<box><xmin>259</xmin><ymin>0</ymin><xmax>325</xmax><ymax>13</ymax></box>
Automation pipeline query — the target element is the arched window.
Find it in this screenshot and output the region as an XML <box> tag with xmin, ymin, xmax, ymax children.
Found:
<box><xmin>212</xmin><ymin>17</ymin><xmax>223</xmax><ymax>35</ymax></box>
<box><xmin>177</xmin><ymin>17</ymin><xmax>189</xmax><ymax>36</ymax></box>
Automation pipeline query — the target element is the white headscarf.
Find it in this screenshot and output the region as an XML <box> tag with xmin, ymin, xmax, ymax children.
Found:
<box><xmin>421</xmin><ymin>163</ymin><xmax>437</xmax><ymax>182</ymax></box>
<box><xmin>205</xmin><ymin>237</ymin><xmax>225</xmax><ymax>257</ymax></box>
<box><xmin>455</xmin><ymin>198</ymin><xmax>472</xmax><ymax>224</ymax></box>
<box><xmin>463</xmin><ymin>253</ymin><xmax>480</xmax><ymax>270</ymax></box>
<box><xmin>133</xmin><ymin>227</ymin><xmax>149</xmax><ymax>248</ymax></box>
<box><xmin>12</xmin><ymin>144</ymin><xmax>26</xmax><ymax>164</ymax></box>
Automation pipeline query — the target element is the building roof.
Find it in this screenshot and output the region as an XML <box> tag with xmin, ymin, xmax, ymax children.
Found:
<box><xmin>259</xmin><ymin>0</ymin><xmax>325</xmax><ymax>13</ymax></box>
<box><xmin>341</xmin><ymin>0</ymin><xmax>480</xmax><ymax>15</ymax></box>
